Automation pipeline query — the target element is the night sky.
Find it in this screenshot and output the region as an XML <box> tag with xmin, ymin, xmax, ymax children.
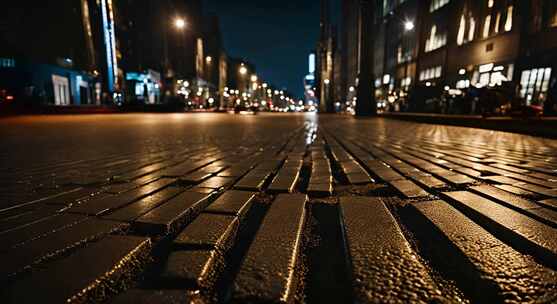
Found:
<box><xmin>204</xmin><ymin>0</ymin><xmax>340</xmax><ymax>97</ymax></box>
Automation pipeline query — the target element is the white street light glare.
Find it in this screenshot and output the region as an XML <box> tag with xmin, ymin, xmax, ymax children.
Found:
<box><xmin>404</xmin><ymin>20</ymin><xmax>415</xmax><ymax>31</ymax></box>
<box><xmin>175</xmin><ymin>18</ymin><xmax>186</xmax><ymax>29</ymax></box>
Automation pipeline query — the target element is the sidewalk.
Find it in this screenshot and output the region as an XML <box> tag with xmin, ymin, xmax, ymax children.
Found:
<box><xmin>381</xmin><ymin>112</ymin><xmax>557</xmax><ymax>139</ymax></box>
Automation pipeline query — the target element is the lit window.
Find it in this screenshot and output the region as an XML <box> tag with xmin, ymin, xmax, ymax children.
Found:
<box><xmin>479</xmin><ymin>73</ymin><xmax>490</xmax><ymax>86</ymax></box>
<box><xmin>435</xmin><ymin>66</ymin><xmax>442</xmax><ymax>78</ymax></box>
<box><xmin>507</xmin><ymin>63</ymin><xmax>514</xmax><ymax>81</ymax></box>
<box><xmin>456</xmin><ymin>79</ymin><xmax>471</xmax><ymax>89</ymax></box>
<box><xmin>419</xmin><ymin>66</ymin><xmax>443</xmax><ymax>81</ymax></box>
<box><xmin>488</xmin><ymin>0</ymin><xmax>494</xmax><ymax>8</ymax></box>
<box><xmin>520</xmin><ymin>67</ymin><xmax>552</xmax><ymax>105</ymax></box>
<box><xmin>457</xmin><ymin>15</ymin><xmax>466</xmax><ymax>45</ymax></box>
<box><xmin>494</xmin><ymin>12</ymin><xmax>501</xmax><ymax>33</ymax></box>
<box><xmin>430</xmin><ymin>0</ymin><xmax>450</xmax><ymax>12</ymax></box>
<box><xmin>483</xmin><ymin>15</ymin><xmax>492</xmax><ymax>38</ymax></box>
<box><xmin>468</xmin><ymin>18</ymin><xmax>476</xmax><ymax>41</ymax></box>
<box><xmin>425</xmin><ymin>25</ymin><xmax>447</xmax><ymax>52</ymax></box>
<box><xmin>504</xmin><ymin>5</ymin><xmax>513</xmax><ymax>31</ymax></box>
<box><xmin>0</xmin><ymin>58</ymin><xmax>15</xmax><ymax>68</ymax></box>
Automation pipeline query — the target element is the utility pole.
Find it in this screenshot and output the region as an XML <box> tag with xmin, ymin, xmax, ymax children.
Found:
<box><xmin>355</xmin><ymin>0</ymin><xmax>376</xmax><ymax>116</ymax></box>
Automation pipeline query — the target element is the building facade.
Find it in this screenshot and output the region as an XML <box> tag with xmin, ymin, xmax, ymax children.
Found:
<box><xmin>0</xmin><ymin>0</ymin><xmax>230</xmax><ymax>108</ymax></box>
<box><xmin>0</xmin><ymin>0</ymin><xmax>104</xmax><ymax>106</ymax></box>
<box><xmin>339</xmin><ymin>0</ymin><xmax>557</xmax><ymax>115</ymax></box>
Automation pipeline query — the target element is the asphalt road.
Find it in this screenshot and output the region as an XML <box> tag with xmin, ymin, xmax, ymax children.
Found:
<box><xmin>0</xmin><ymin>113</ymin><xmax>556</xmax><ymax>303</ymax></box>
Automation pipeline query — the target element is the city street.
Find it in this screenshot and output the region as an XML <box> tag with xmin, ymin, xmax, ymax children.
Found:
<box><xmin>1</xmin><ymin>113</ymin><xmax>556</xmax><ymax>303</ymax></box>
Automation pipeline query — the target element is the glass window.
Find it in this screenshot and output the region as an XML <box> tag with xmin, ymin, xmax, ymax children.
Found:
<box><xmin>457</xmin><ymin>15</ymin><xmax>466</xmax><ymax>45</ymax></box>
<box><xmin>468</xmin><ymin>18</ymin><xmax>476</xmax><ymax>41</ymax></box>
<box><xmin>435</xmin><ymin>67</ymin><xmax>442</xmax><ymax>78</ymax></box>
<box><xmin>520</xmin><ymin>67</ymin><xmax>552</xmax><ymax>105</ymax></box>
<box><xmin>419</xmin><ymin>66</ymin><xmax>443</xmax><ymax>81</ymax></box>
<box><xmin>507</xmin><ymin>63</ymin><xmax>514</xmax><ymax>81</ymax></box>
<box><xmin>425</xmin><ymin>25</ymin><xmax>447</xmax><ymax>52</ymax></box>
<box><xmin>0</xmin><ymin>58</ymin><xmax>15</xmax><ymax>68</ymax></box>
<box><xmin>483</xmin><ymin>15</ymin><xmax>492</xmax><ymax>38</ymax></box>
<box><xmin>479</xmin><ymin>73</ymin><xmax>490</xmax><ymax>87</ymax></box>
<box><xmin>494</xmin><ymin>12</ymin><xmax>501</xmax><ymax>33</ymax></box>
<box><xmin>504</xmin><ymin>5</ymin><xmax>513</xmax><ymax>31</ymax></box>
<box><xmin>430</xmin><ymin>0</ymin><xmax>450</xmax><ymax>12</ymax></box>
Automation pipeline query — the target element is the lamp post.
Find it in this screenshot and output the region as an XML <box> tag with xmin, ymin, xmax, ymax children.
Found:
<box><xmin>205</xmin><ymin>56</ymin><xmax>213</xmax><ymax>81</ymax></box>
<box><xmin>239</xmin><ymin>65</ymin><xmax>248</xmax><ymax>95</ymax></box>
<box><xmin>162</xmin><ymin>16</ymin><xmax>187</xmax><ymax>102</ymax></box>
<box><xmin>163</xmin><ymin>17</ymin><xmax>187</xmax><ymax>74</ymax></box>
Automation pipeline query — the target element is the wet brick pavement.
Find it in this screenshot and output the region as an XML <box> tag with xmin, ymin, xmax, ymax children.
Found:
<box><xmin>0</xmin><ymin>113</ymin><xmax>556</xmax><ymax>303</ymax></box>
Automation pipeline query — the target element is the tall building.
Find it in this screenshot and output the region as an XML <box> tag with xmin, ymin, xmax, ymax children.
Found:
<box><xmin>203</xmin><ymin>16</ymin><xmax>223</xmax><ymax>85</ymax></box>
<box><xmin>202</xmin><ymin>15</ymin><xmax>225</xmax><ymax>108</ymax></box>
<box><xmin>115</xmin><ymin>0</ymin><xmax>211</xmax><ymax>106</ymax></box>
<box><xmin>0</xmin><ymin>0</ymin><xmax>114</xmax><ymax>105</ymax></box>
<box><xmin>520</xmin><ymin>0</ymin><xmax>557</xmax><ymax>114</ymax></box>
<box><xmin>341</xmin><ymin>0</ymin><xmax>557</xmax><ymax>114</ymax></box>
<box><xmin>95</xmin><ymin>0</ymin><xmax>120</xmax><ymax>97</ymax></box>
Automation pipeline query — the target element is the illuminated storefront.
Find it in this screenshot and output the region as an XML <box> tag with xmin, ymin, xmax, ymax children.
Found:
<box><xmin>125</xmin><ymin>70</ymin><xmax>162</xmax><ymax>104</ymax></box>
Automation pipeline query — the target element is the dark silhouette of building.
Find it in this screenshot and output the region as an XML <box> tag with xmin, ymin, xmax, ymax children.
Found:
<box><xmin>0</xmin><ymin>0</ymin><xmax>105</xmax><ymax>105</ymax></box>
<box><xmin>341</xmin><ymin>0</ymin><xmax>360</xmax><ymax>109</ymax></box>
<box><xmin>316</xmin><ymin>0</ymin><xmax>336</xmax><ymax>113</ymax></box>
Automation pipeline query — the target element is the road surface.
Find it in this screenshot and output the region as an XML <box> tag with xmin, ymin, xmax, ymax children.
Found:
<box><xmin>0</xmin><ymin>113</ymin><xmax>556</xmax><ymax>303</ymax></box>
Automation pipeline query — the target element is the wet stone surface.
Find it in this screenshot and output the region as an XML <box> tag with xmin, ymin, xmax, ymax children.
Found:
<box><xmin>1</xmin><ymin>113</ymin><xmax>557</xmax><ymax>303</ymax></box>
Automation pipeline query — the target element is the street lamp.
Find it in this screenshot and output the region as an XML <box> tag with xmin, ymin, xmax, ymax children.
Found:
<box><xmin>404</xmin><ymin>20</ymin><xmax>415</xmax><ymax>31</ymax></box>
<box><xmin>239</xmin><ymin>66</ymin><xmax>248</xmax><ymax>75</ymax></box>
<box><xmin>174</xmin><ymin>18</ymin><xmax>186</xmax><ymax>30</ymax></box>
<box><xmin>251</xmin><ymin>75</ymin><xmax>258</xmax><ymax>82</ymax></box>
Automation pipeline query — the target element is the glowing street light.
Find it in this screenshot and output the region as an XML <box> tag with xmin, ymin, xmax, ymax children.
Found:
<box><xmin>206</xmin><ymin>56</ymin><xmax>213</xmax><ymax>64</ymax></box>
<box><xmin>239</xmin><ymin>66</ymin><xmax>248</xmax><ymax>75</ymax></box>
<box><xmin>251</xmin><ymin>75</ymin><xmax>258</xmax><ymax>82</ymax></box>
<box><xmin>404</xmin><ymin>20</ymin><xmax>415</xmax><ymax>31</ymax></box>
<box><xmin>174</xmin><ymin>18</ymin><xmax>186</xmax><ymax>30</ymax></box>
